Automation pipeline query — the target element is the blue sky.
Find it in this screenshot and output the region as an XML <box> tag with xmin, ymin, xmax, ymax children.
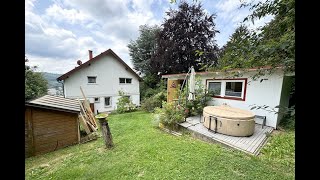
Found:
<box><xmin>25</xmin><ymin>0</ymin><xmax>273</xmax><ymax>74</ymax></box>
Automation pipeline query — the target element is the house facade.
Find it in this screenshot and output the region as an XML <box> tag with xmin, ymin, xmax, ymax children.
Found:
<box><xmin>57</xmin><ymin>49</ymin><xmax>141</xmax><ymax>113</ymax></box>
<box><xmin>162</xmin><ymin>67</ymin><xmax>294</xmax><ymax>129</ymax></box>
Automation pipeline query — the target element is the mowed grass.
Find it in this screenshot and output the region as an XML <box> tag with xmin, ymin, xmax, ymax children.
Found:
<box><xmin>25</xmin><ymin>111</ymin><xmax>294</xmax><ymax>180</ymax></box>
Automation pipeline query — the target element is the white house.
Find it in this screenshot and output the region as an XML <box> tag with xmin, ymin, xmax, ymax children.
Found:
<box><xmin>57</xmin><ymin>49</ymin><xmax>141</xmax><ymax>113</ymax></box>
<box><xmin>162</xmin><ymin>67</ymin><xmax>294</xmax><ymax>129</ymax></box>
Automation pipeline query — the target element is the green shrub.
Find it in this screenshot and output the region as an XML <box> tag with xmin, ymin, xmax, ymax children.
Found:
<box><xmin>116</xmin><ymin>91</ymin><xmax>137</xmax><ymax>113</ymax></box>
<box><xmin>141</xmin><ymin>91</ymin><xmax>167</xmax><ymax>112</ymax></box>
<box><xmin>154</xmin><ymin>101</ymin><xmax>185</xmax><ymax>130</ymax></box>
<box><xmin>279</xmin><ymin>114</ymin><xmax>295</xmax><ymax>131</ymax></box>
<box><xmin>179</xmin><ymin>77</ymin><xmax>213</xmax><ymax>117</ymax></box>
<box><xmin>140</xmin><ymin>79</ymin><xmax>166</xmax><ymax>101</ymax></box>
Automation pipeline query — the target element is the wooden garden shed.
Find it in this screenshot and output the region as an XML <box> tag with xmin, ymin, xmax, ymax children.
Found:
<box><xmin>25</xmin><ymin>95</ymin><xmax>80</xmax><ymax>158</ymax></box>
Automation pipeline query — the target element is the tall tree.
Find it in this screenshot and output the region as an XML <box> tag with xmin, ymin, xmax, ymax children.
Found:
<box><xmin>218</xmin><ymin>25</ymin><xmax>256</xmax><ymax>70</ymax></box>
<box><xmin>25</xmin><ymin>57</ymin><xmax>48</xmax><ymax>100</ymax></box>
<box><xmin>208</xmin><ymin>0</ymin><xmax>294</xmax><ymax>78</ymax></box>
<box><xmin>128</xmin><ymin>25</ymin><xmax>161</xmax><ymax>75</ymax></box>
<box><xmin>151</xmin><ymin>1</ymin><xmax>220</xmax><ymax>75</ymax></box>
<box><xmin>241</xmin><ymin>0</ymin><xmax>295</xmax><ymax>74</ymax></box>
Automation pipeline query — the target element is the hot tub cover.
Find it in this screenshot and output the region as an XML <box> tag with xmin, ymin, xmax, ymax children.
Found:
<box><xmin>203</xmin><ymin>105</ymin><xmax>254</xmax><ymax>120</ymax></box>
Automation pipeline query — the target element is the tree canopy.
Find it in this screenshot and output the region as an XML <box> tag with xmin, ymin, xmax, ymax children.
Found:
<box><xmin>128</xmin><ymin>25</ymin><xmax>161</xmax><ymax>75</ymax></box>
<box><xmin>151</xmin><ymin>1</ymin><xmax>220</xmax><ymax>75</ymax></box>
<box><xmin>216</xmin><ymin>0</ymin><xmax>295</xmax><ymax>75</ymax></box>
<box><xmin>249</xmin><ymin>0</ymin><xmax>295</xmax><ymax>74</ymax></box>
<box><xmin>25</xmin><ymin>57</ymin><xmax>48</xmax><ymax>101</ymax></box>
<box><xmin>218</xmin><ymin>25</ymin><xmax>255</xmax><ymax>70</ymax></box>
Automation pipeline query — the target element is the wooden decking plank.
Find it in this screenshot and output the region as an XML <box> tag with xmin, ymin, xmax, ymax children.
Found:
<box><xmin>241</xmin><ymin>126</ymin><xmax>265</xmax><ymax>145</ymax></box>
<box><xmin>247</xmin><ymin>127</ymin><xmax>270</xmax><ymax>149</ymax></box>
<box><xmin>246</xmin><ymin>128</ymin><xmax>271</xmax><ymax>152</ymax></box>
<box><xmin>179</xmin><ymin>116</ymin><xmax>273</xmax><ymax>155</ymax></box>
<box><xmin>250</xmin><ymin>127</ymin><xmax>273</xmax><ymax>153</ymax></box>
<box><xmin>253</xmin><ymin>129</ymin><xmax>273</xmax><ymax>155</ymax></box>
<box><xmin>227</xmin><ymin>136</ymin><xmax>242</xmax><ymax>145</ymax></box>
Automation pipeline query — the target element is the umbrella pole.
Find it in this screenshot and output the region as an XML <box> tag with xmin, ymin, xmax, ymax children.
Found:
<box><xmin>178</xmin><ymin>67</ymin><xmax>191</xmax><ymax>105</ymax></box>
<box><xmin>185</xmin><ymin>77</ymin><xmax>188</xmax><ymax>122</ymax></box>
<box><xmin>186</xmin><ymin>76</ymin><xmax>188</xmax><ymax>110</ymax></box>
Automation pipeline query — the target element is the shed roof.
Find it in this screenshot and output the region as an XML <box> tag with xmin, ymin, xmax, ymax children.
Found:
<box><xmin>25</xmin><ymin>95</ymin><xmax>80</xmax><ymax>113</ymax></box>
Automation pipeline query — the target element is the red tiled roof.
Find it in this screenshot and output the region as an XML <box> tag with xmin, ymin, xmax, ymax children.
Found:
<box><xmin>57</xmin><ymin>49</ymin><xmax>142</xmax><ymax>81</ymax></box>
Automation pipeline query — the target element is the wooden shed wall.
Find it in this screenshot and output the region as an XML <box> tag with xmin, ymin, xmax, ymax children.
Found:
<box><xmin>25</xmin><ymin>106</ymin><xmax>79</xmax><ymax>157</ymax></box>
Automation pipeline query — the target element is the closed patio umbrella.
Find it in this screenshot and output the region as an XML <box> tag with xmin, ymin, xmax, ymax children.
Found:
<box><xmin>188</xmin><ymin>66</ymin><xmax>195</xmax><ymax>101</ymax></box>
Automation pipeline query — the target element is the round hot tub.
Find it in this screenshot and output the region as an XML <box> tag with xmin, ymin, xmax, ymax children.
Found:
<box><xmin>202</xmin><ymin>105</ymin><xmax>255</xmax><ymax>137</ymax></box>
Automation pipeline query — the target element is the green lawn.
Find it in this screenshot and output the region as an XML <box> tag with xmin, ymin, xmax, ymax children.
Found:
<box><xmin>25</xmin><ymin>111</ymin><xmax>294</xmax><ymax>179</ymax></box>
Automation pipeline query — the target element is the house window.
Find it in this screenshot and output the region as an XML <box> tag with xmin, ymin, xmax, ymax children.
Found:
<box><xmin>94</xmin><ymin>97</ymin><xmax>100</xmax><ymax>103</ymax></box>
<box><xmin>119</xmin><ymin>78</ymin><xmax>132</xmax><ymax>84</ymax></box>
<box><xmin>119</xmin><ymin>78</ymin><xmax>125</xmax><ymax>84</ymax></box>
<box><xmin>105</xmin><ymin>97</ymin><xmax>111</xmax><ymax>106</ymax></box>
<box><xmin>88</xmin><ymin>76</ymin><xmax>96</xmax><ymax>83</ymax></box>
<box><xmin>126</xmin><ymin>78</ymin><xmax>132</xmax><ymax>84</ymax></box>
<box><xmin>206</xmin><ymin>78</ymin><xmax>247</xmax><ymax>101</ymax></box>
<box><xmin>225</xmin><ymin>82</ymin><xmax>243</xmax><ymax>97</ymax></box>
<box><xmin>208</xmin><ymin>82</ymin><xmax>221</xmax><ymax>96</ymax></box>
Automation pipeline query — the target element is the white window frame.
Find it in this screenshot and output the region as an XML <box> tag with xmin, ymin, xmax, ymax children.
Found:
<box><xmin>207</xmin><ymin>79</ymin><xmax>246</xmax><ymax>100</ymax></box>
<box><xmin>104</xmin><ymin>97</ymin><xmax>112</xmax><ymax>107</ymax></box>
<box><xmin>224</xmin><ymin>80</ymin><xmax>245</xmax><ymax>99</ymax></box>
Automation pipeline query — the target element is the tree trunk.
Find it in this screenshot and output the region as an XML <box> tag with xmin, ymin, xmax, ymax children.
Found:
<box><xmin>98</xmin><ymin>118</ymin><xmax>113</xmax><ymax>148</ymax></box>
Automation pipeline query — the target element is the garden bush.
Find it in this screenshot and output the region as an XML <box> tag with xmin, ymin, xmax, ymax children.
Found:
<box><xmin>141</xmin><ymin>91</ymin><xmax>167</xmax><ymax>112</ymax></box>
<box><xmin>154</xmin><ymin>101</ymin><xmax>185</xmax><ymax>130</ymax></box>
<box><xmin>179</xmin><ymin>77</ymin><xmax>213</xmax><ymax>117</ymax></box>
<box><xmin>116</xmin><ymin>90</ymin><xmax>137</xmax><ymax>113</ymax></box>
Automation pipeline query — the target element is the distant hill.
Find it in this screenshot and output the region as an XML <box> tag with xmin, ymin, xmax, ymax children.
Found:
<box><xmin>41</xmin><ymin>72</ymin><xmax>63</xmax><ymax>89</ymax></box>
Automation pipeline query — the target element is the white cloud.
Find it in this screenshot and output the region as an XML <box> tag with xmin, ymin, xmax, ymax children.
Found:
<box><xmin>130</xmin><ymin>0</ymin><xmax>155</xmax><ymax>13</ymax></box>
<box><xmin>212</xmin><ymin>0</ymin><xmax>274</xmax><ymax>47</ymax></box>
<box><xmin>246</xmin><ymin>14</ymin><xmax>274</xmax><ymax>31</ymax></box>
<box><xmin>26</xmin><ymin>0</ymin><xmax>274</xmax><ymax>74</ymax></box>
<box><xmin>45</xmin><ymin>4</ymin><xmax>91</xmax><ymax>24</ymax></box>
<box><xmin>26</xmin><ymin>54</ymin><xmax>77</xmax><ymax>74</ymax></box>
<box><xmin>63</xmin><ymin>0</ymin><xmax>129</xmax><ymax>20</ymax></box>
<box><xmin>216</xmin><ymin>0</ymin><xmax>242</xmax><ymax>14</ymax></box>
<box><xmin>25</xmin><ymin>0</ymin><xmax>36</xmax><ymax>12</ymax></box>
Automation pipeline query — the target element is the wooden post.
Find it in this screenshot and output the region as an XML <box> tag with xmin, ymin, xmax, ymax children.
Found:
<box><xmin>97</xmin><ymin>116</ymin><xmax>113</xmax><ymax>148</ymax></box>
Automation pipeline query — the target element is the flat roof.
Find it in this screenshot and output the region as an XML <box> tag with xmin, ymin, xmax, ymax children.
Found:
<box><xmin>161</xmin><ymin>66</ymin><xmax>284</xmax><ymax>78</ymax></box>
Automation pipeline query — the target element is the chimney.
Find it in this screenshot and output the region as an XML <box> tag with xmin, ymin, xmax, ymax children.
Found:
<box><xmin>88</xmin><ymin>50</ymin><xmax>93</xmax><ymax>60</ymax></box>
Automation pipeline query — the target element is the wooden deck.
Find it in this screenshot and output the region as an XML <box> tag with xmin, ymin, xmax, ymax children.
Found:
<box><xmin>179</xmin><ymin>115</ymin><xmax>273</xmax><ymax>155</ymax></box>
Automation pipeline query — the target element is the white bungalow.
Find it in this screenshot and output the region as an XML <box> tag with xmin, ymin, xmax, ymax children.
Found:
<box><xmin>162</xmin><ymin>67</ymin><xmax>294</xmax><ymax>129</ymax></box>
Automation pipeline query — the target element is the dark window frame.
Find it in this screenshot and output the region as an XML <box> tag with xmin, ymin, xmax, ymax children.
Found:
<box><xmin>87</xmin><ymin>76</ymin><xmax>97</xmax><ymax>83</ymax></box>
<box><xmin>119</xmin><ymin>78</ymin><xmax>132</xmax><ymax>84</ymax></box>
<box><xmin>104</xmin><ymin>97</ymin><xmax>111</xmax><ymax>106</ymax></box>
